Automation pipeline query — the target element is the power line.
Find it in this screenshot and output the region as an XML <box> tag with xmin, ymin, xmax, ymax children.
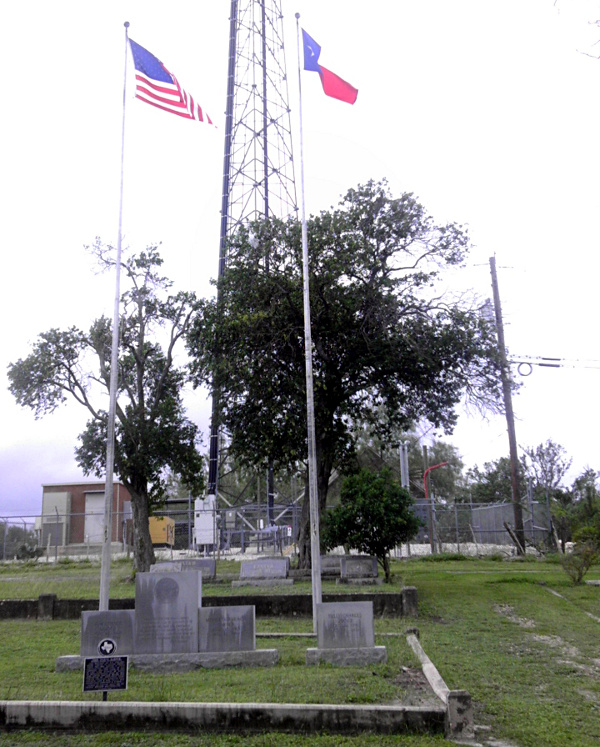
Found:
<box><xmin>510</xmin><ymin>355</ymin><xmax>600</xmax><ymax>375</ymax></box>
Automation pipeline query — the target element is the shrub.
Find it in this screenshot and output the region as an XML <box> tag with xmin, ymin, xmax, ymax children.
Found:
<box><xmin>322</xmin><ymin>468</ymin><xmax>420</xmax><ymax>583</ymax></box>
<box><xmin>560</xmin><ymin>541</ymin><xmax>598</xmax><ymax>585</ymax></box>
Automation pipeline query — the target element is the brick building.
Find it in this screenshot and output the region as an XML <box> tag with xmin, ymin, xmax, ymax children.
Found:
<box><xmin>36</xmin><ymin>482</ymin><xmax>132</xmax><ymax>550</ymax></box>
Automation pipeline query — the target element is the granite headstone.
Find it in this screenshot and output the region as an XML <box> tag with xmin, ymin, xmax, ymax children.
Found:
<box><xmin>339</xmin><ymin>555</ymin><xmax>378</xmax><ymax>579</ymax></box>
<box><xmin>198</xmin><ymin>605</ymin><xmax>255</xmax><ymax>653</ymax></box>
<box><xmin>316</xmin><ymin>601</ymin><xmax>375</xmax><ymax>649</ymax></box>
<box><xmin>80</xmin><ymin>610</ymin><xmax>135</xmax><ymax>656</ymax></box>
<box><xmin>149</xmin><ymin>561</ymin><xmax>183</xmax><ymax>573</ymax></box>
<box><xmin>240</xmin><ymin>557</ymin><xmax>288</xmax><ymax>579</ymax></box>
<box><xmin>151</xmin><ymin>559</ymin><xmax>216</xmax><ymax>579</ymax></box>
<box><xmin>181</xmin><ymin>558</ymin><xmax>217</xmax><ymax>579</ymax></box>
<box><xmin>134</xmin><ymin>571</ymin><xmax>200</xmax><ymax>654</ymax></box>
<box><xmin>320</xmin><ymin>555</ymin><xmax>342</xmax><ymax>575</ymax></box>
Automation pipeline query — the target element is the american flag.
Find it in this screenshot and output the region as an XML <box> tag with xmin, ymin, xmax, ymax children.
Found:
<box><xmin>129</xmin><ymin>39</ymin><xmax>214</xmax><ymax>125</ymax></box>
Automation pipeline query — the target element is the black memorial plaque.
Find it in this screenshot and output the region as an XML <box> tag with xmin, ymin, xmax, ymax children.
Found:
<box><xmin>83</xmin><ymin>656</ymin><xmax>128</xmax><ymax>692</ymax></box>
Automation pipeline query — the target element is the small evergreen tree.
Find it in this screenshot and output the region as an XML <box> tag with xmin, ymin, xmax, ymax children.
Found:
<box><xmin>322</xmin><ymin>468</ymin><xmax>420</xmax><ymax>582</ymax></box>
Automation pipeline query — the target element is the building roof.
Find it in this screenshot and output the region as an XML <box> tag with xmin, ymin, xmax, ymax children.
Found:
<box><xmin>41</xmin><ymin>481</ymin><xmax>125</xmax><ymax>488</ymax></box>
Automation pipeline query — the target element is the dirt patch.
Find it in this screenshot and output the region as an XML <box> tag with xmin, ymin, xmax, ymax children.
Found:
<box><xmin>390</xmin><ymin>667</ymin><xmax>443</xmax><ymax>707</ymax></box>
<box><xmin>578</xmin><ymin>689</ymin><xmax>600</xmax><ymax>703</ymax></box>
<box><xmin>493</xmin><ymin>604</ymin><xmax>535</xmax><ymax>629</ymax></box>
<box><xmin>530</xmin><ymin>634</ymin><xmax>579</xmax><ymax>658</ymax></box>
<box><xmin>527</xmin><ymin>634</ymin><xmax>600</xmax><ymax>679</ymax></box>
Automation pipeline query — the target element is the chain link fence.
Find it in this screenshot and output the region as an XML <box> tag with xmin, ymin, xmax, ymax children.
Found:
<box><xmin>406</xmin><ymin>500</ymin><xmax>553</xmax><ymax>554</ymax></box>
<box><xmin>1</xmin><ymin>497</ymin><xmax>553</xmax><ymax>562</ymax></box>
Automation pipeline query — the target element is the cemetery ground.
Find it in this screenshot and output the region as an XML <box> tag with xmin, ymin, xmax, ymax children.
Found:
<box><xmin>0</xmin><ymin>556</ymin><xmax>599</xmax><ymax>746</ymax></box>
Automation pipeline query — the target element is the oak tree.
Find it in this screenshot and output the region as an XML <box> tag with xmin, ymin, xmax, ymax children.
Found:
<box><xmin>8</xmin><ymin>245</ymin><xmax>204</xmax><ymax>572</ymax></box>
<box><xmin>188</xmin><ymin>180</ymin><xmax>502</xmax><ymax>568</ymax></box>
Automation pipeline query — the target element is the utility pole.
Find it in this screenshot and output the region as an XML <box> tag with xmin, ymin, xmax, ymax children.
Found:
<box><xmin>422</xmin><ymin>445</ymin><xmax>433</xmax><ymax>553</ymax></box>
<box><xmin>424</xmin><ymin>460</ymin><xmax>447</xmax><ymax>555</ymax></box>
<box><xmin>489</xmin><ymin>256</ymin><xmax>525</xmax><ymax>553</ymax></box>
<box><xmin>399</xmin><ymin>441</ymin><xmax>410</xmax><ymax>491</ymax></box>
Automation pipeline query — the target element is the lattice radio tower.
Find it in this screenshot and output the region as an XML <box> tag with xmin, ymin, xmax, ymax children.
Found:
<box><xmin>207</xmin><ymin>0</ymin><xmax>298</xmax><ymax>510</ymax></box>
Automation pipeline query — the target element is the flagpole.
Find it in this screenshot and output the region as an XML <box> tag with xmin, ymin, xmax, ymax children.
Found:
<box><xmin>99</xmin><ymin>21</ymin><xmax>130</xmax><ymax>612</ymax></box>
<box><xmin>295</xmin><ymin>13</ymin><xmax>322</xmax><ymax>634</ymax></box>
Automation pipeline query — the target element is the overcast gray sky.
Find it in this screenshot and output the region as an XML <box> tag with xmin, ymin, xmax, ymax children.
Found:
<box><xmin>2</xmin><ymin>0</ymin><xmax>600</xmax><ymax>518</ymax></box>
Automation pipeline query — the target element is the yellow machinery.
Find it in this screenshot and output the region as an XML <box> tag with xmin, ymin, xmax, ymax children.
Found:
<box><xmin>148</xmin><ymin>516</ymin><xmax>175</xmax><ymax>548</ymax></box>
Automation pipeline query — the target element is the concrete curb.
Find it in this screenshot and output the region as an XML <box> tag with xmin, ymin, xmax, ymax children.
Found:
<box><xmin>0</xmin><ymin>700</ymin><xmax>446</xmax><ymax>735</ymax></box>
<box><xmin>406</xmin><ymin>629</ymin><xmax>474</xmax><ymax>739</ymax></box>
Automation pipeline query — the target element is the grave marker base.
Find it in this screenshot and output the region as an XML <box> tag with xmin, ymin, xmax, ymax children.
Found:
<box><xmin>305</xmin><ymin>646</ymin><xmax>387</xmax><ymax>666</ymax></box>
<box><xmin>231</xmin><ymin>579</ymin><xmax>294</xmax><ymax>588</ymax></box>
<box><xmin>57</xmin><ymin>650</ymin><xmax>278</xmax><ymax>673</ymax></box>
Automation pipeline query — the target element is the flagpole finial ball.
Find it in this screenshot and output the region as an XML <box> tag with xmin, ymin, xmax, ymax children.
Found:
<box><xmin>124</xmin><ymin>21</ymin><xmax>130</xmax><ymax>28</ymax></box>
<box><xmin>295</xmin><ymin>12</ymin><xmax>300</xmax><ymax>19</ymax></box>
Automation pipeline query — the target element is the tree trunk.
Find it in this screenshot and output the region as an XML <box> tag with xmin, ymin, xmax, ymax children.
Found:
<box><xmin>297</xmin><ymin>481</ymin><xmax>311</xmax><ymax>569</ymax></box>
<box><xmin>127</xmin><ymin>485</ymin><xmax>156</xmax><ymax>573</ymax></box>
<box><xmin>381</xmin><ymin>554</ymin><xmax>391</xmax><ymax>583</ymax></box>
<box><xmin>298</xmin><ymin>444</ymin><xmax>334</xmax><ymax>569</ymax></box>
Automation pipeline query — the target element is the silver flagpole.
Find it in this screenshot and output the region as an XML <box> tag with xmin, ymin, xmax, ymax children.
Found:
<box><xmin>99</xmin><ymin>21</ymin><xmax>130</xmax><ymax>611</ymax></box>
<box><xmin>295</xmin><ymin>13</ymin><xmax>322</xmax><ymax>634</ymax></box>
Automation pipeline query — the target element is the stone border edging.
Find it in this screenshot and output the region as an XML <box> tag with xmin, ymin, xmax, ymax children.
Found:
<box><xmin>0</xmin><ymin>588</ymin><xmax>418</xmax><ymax>620</ymax></box>
<box><xmin>406</xmin><ymin>628</ymin><xmax>474</xmax><ymax>739</ymax></box>
<box><xmin>0</xmin><ymin>700</ymin><xmax>445</xmax><ymax>735</ymax></box>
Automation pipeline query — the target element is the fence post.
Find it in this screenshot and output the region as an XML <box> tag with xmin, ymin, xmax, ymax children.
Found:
<box><xmin>54</xmin><ymin>507</ymin><xmax>59</xmax><ymax>563</ymax></box>
<box><xmin>455</xmin><ymin>504</ymin><xmax>460</xmax><ymax>554</ymax></box>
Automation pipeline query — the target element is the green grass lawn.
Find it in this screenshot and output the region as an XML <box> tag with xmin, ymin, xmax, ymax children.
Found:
<box><xmin>0</xmin><ymin>555</ymin><xmax>599</xmax><ymax>746</ymax></box>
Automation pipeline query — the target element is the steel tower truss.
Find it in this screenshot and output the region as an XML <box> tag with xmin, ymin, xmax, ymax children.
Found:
<box><xmin>219</xmin><ymin>0</ymin><xmax>297</xmax><ymax>270</ymax></box>
<box><xmin>207</xmin><ymin>0</ymin><xmax>298</xmax><ymax>508</ymax></box>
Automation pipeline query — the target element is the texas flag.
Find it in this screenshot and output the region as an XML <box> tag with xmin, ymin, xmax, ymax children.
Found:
<box><xmin>302</xmin><ymin>30</ymin><xmax>358</xmax><ymax>105</ymax></box>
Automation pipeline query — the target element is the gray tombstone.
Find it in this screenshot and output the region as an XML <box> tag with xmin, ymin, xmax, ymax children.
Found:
<box><xmin>134</xmin><ymin>571</ymin><xmax>200</xmax><ymax>654</ymax></box>
<box><xmin>316</xmin><ymin>601</ymin><xmax>375</xmax><ymax>649</ymax></box>
<box><xmin>339</xmin><ymin>555</ymin><xmax>378</xmax><ymax>579</ymax></box>
<box><xmin>80</xmin><ymin>610</ymin><xmax>135</xmax><ymax>656</ymax></box>
<box><xmin>151</xmin><ymin>559</ymin><xmax>216</xmax><ymax>579</ymax></box>
<box><xmin>180</xmin><ymin>558</ymin><xmax>217</xmax><ymax>579</ymax></box>
<box><xmin>240</xmin><ymin>557</ymin><xmax>288</xmax><ymax>579</ymax></box>
<box><xmin>198</xmin><ymin>605</ymin><xmax>255</xmax><ymax>653</ymax></box>
<box><xmin>149</xmin><ymin>561</ymin><xmax>183</xmax><ymax>573</ymax></box>
<box><xmin>320</xmin><ymin>555</ymin><xmax>342</xmax><ymax>575</ymax></box>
